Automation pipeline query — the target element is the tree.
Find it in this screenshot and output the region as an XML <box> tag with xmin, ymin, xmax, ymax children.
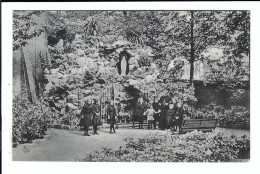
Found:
<box><xmin>190</xmin><ymin>11</ymin><xmax>195</xmax><ymax>85</ymax></box>
<box><xmin>13</xmin><ymin>11</ymin><xmax>45</xmax><ymax>51</ymax></box>
<box><xmin>201</xmin><ymin>11</ymin><xmax>250</xmax><ymax>87</ymax></box>
<box><xmin>13</xmin><ymin>11</ymin><xmax>47</xmax><ymax>102</ymax></box>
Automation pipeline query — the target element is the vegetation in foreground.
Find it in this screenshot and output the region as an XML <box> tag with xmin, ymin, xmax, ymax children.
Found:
<box><xmin>12</xmin><ymin>95</ymin><xmax>50</xmax><ymax>147</ymax></box>
<box><xmin>81</xmin><ymin>130</ymin><xmax>250</xmax><ymax>162</ymax></box>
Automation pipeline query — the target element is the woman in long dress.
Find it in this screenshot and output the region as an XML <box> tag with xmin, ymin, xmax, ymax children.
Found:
<box><xmin>80</xmin><ymin>100</ymin><xmax>93</xmax><ymax>136</ymax></box>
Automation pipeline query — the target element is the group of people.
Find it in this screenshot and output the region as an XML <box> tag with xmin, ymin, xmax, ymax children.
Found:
<box><xmin>79</xmin><ymin>92</ymin><xmax>189</xmax><ymax>136</ymax></box>
<box><xmin>80</xmin><ymin>99</ymin><xmax>117</xmax><ymax>136</ymax></box>
<box><xmin>133</xmin><ymin>95</ymin><xmax>189</xmax><ymax>132</ymax></box>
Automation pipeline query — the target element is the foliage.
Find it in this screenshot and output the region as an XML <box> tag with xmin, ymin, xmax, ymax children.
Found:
<box><xmin>169</xmin><ymin>82</ymin><xmax>197</xmax><ymax>105</ymax></box>
<box><xmin>223</xmin><ymin>11</ymin><xmax>250</xmax><ymax>57</ymax></box>
<box><xmin>12</xmin><ymin>94</ymin><xmax>50</xmax><ymax>147</ymax></box>
<box><xmin>191</xmin><ymin>104</ymin><xmax>250</xmax><ymax>130</ymax></box>
<box><xmin>124</xmin><ymin>11</ymin><xmax>249</xmax><ymax>84</ymax></box>
<box><xmin>202</xmin><ymin>11</ymin><xmax>250</xmax><ymax>86</ymax></box>
<box><xmin>13</xmin><ymin>11</ymin><xmax>45</xmax><ymax>51</ymax></box>
<box><xmin>151</xmin><ymin>81</ymin><xmax>197</xmax><ymax>107</ymax></box>
<box><xmin>218</xmin><ymin>106</ymin><xmax>250</xmax><ymax>130</ymax></box>
<box><xmin>81</xmin><ymin>130</ymin><xmax>249</xmax><ymax>162</ymax></box>
<box><xmin>137</xmin><ymin>57</ymin><xmax>151</xmax><ymax>67</ymax></box>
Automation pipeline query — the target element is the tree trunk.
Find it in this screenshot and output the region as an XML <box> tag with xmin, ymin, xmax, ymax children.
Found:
<box><xmin>21</xmin><ymin>47</ymin><xmax>37</xmax><ymax>103</ymax></box>
<box><xmin>189</xmin><ymin>11</ymin><xmax>195</xmax><ymax>85</ymax></box>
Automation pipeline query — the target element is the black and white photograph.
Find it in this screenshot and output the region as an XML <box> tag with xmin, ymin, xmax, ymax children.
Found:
<box><xmin>11</xmin><ymin>10</ymin><xmax>250</xmax><ymax>162</ymax></box>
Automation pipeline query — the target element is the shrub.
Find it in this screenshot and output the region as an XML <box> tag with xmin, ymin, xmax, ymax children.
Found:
<box><xmin>138</xmin><ymin>57</ymin><xmax>151</xmax><ymax>67</ymax></box>
<box><xmin>12</xmin><ymin>95</ymin><xmax>51</xmax><ymax>147</ymax></box>
<box><xmin>80</xmin><ymin>130</ymin><xmax>250</xmax><ymax>162</ymax></box>
<box><xmin>218</xmin><ymin>106</ymin><xmax>250</xmax><ymax>130</ymax></box>
<box><xmin>192</xmin><ymin>104</ymin><xmax>250</xmax><ymax>130</ymax></box>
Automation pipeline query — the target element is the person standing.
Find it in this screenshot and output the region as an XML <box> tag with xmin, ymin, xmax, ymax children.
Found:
<box><xmin>165</xmin><ymin>101</ymin><xmax>175</xmax><ymax>131</ymax></box>
<box><xmin>144</xmin><ymin>104</ymin><xmax>155</xmax><ymax>129</ymax></box>
<box><xmin>159</xmin><ymin>102</ymin><xmax>169</xmax><ymax>130</ymax></box>
<box><xmin>134</xmin><ymin>98</ymin><xmax>145</xmax><ymax>129</ymax></box>
<box><xmin>175</xmin><ymin>101</ymin><xmax>184</xmax><ymax>131</ymax></box>
<box><xmin>152</xmin><ymin>98</ymin><xmax>160</xmax><ymax>129</ymax></box>
<box><xmin>92</xmin><ymin>99</ymin><xmax>100</xmax><ymax>135</ymax></box>
<box><xmin>107</xmin><ymin>100</ymin><xmax>117</xmax><ymax>133</ymax></box>
<box><xmin>159</xmin><ymin>91</ymin><xmax>172</xmax><ymax>130</ymax></box>
<box><xmin>80</xmin><ymin>100</ymin><xmax>93</xmax><ymax>136</ymax></box>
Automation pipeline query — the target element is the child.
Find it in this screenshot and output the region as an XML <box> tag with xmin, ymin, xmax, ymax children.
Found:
<box><xmin>144</xmin><ymin>104</ymin><xmax>156</xmax><ymax>130</ymax></box>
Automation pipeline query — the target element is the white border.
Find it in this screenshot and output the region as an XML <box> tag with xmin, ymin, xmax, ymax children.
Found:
<box><xmin>2</xmin><ymin>2</ymin><xmax>260</xmax><ymax>174</ymax></box>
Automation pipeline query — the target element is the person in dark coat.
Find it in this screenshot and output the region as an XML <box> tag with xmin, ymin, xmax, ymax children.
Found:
<box><xmin>92</xmin><ymin>99</ymin><xmax>100</xmax><ymax>135</ymax></box>
<box><xmin>152</xmin><ymin>98</ymin><xmax>160</xmax><ymax>129</ymax></box>
<box><xmin>107</xmin><ymin>100</ymin><xmax>117</xmax><ymax>133</ymax></box>
<box><xmin>159</xmin><ymin>102</ymin><xmax>169</xmax><ymax>130</ymax></box>
<box><xmin>175</xmin><ymin>101</ymin><xmax>184</xmax><ymax>131</ymax></box>
<box><xmin>133</xmin><ymin>98</ymin><xmax>145</xmax><ymax>129</ymax></box>
<box><xmin>165</xmin><ymin>101</ymin><xmax>175</xmax><ymax>130</ymax></box>
<box><xmin>159</xmin><ymin>92</ymin><xmax>172</xmax><ymax>130</ymax></box>
<box><xmin>80</xmin><ymin>100</ymin><xmax>93</xmax><ymax>136</ymax></box>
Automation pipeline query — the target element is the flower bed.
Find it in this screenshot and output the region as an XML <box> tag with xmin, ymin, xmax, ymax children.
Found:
<box><xmin>81</xmin><ymin>130</ymin><xmax>250</xmax><ymax>162</ymax></box>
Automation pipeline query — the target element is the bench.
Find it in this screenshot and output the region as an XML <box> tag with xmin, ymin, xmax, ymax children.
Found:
<box><xmin>179</xmin><ymin>119</ymin><xmax>218</xmax><ymax>134</ymax></box>
<box><xmin>132</xmin><ymin>121</ymin><xmax>149</xmax><ymax>128</ymax></box>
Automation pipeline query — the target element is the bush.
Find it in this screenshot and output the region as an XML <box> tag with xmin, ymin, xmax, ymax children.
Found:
<box><xmin>191</xmin><ymin>104</ymin><xmax>250</xmax><ymax>130</ymax></box>
<box><xmin>138</xmin><ymin>57</ymin><xmax>151</xmax><ymax>67</ymax></box>
<box><xmin>12</xmin><ymin>95</ymin><xmax>51</xmax><ymax>147</ymax></box>
<box><xmin>169</xmin><ymin>82</ymin><xmax>197</xmax><ymax>105</ymax></box>
<box><xmin>218</xmin><ymin>106</ymin><xmax>250</xmax><ymax>130</ymax></box>
<box><xmin>80</xmin><ymin>130</ymin><xmax>250</xmax><ymax>162</ymax></box>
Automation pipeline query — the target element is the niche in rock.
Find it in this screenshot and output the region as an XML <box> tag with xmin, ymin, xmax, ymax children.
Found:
<box><xmin>48</xmin><ymin>27</ymin><xmax>75</xmax><ymax>47</ymax></box>
<box><xmin>48</xmin><ymin>35</ymin><xmax>60</xmax><ymax>47</ymax></box>
<box><xmin>48</xmin><ymin>28</ymin><xmax>66</xmax><ymax>46</ymax></box>
<box><xmin>117</xmin><ymin>51</ymin><xmax>130</xmax><ymax>76</ymax></box>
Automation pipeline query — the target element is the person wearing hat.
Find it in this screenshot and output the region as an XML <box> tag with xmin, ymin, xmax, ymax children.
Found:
<box><xmin>80</xmin><ymin>100</ymin><xmax>93</xmax><ymax>136</ymax></box>
<box><xmin>92</xmin><ymin>99</ymin><xmax>100</xmax><ymax>135</ymax></box>
<box><xmin>107</xmin><ymin>99</ymin><xmax>117</xmax><ymax>133</ymax></box>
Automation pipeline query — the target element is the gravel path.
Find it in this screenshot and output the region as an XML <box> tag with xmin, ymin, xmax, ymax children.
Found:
<box><xmin>12</xmin><ymin>127</ymin><xmax>249</xmax><ymax>161</ymax></box>
<box><xmin>12</xmin><ymin>127</ymin><xmax>166</xmax><ymax>161</ymax></box>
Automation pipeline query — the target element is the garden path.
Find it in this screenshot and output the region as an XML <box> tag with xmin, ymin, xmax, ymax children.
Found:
<box><xmin>12</xmin><ymin>127</ymin><xmax>249</xmax><ymax>161</ymax></box>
